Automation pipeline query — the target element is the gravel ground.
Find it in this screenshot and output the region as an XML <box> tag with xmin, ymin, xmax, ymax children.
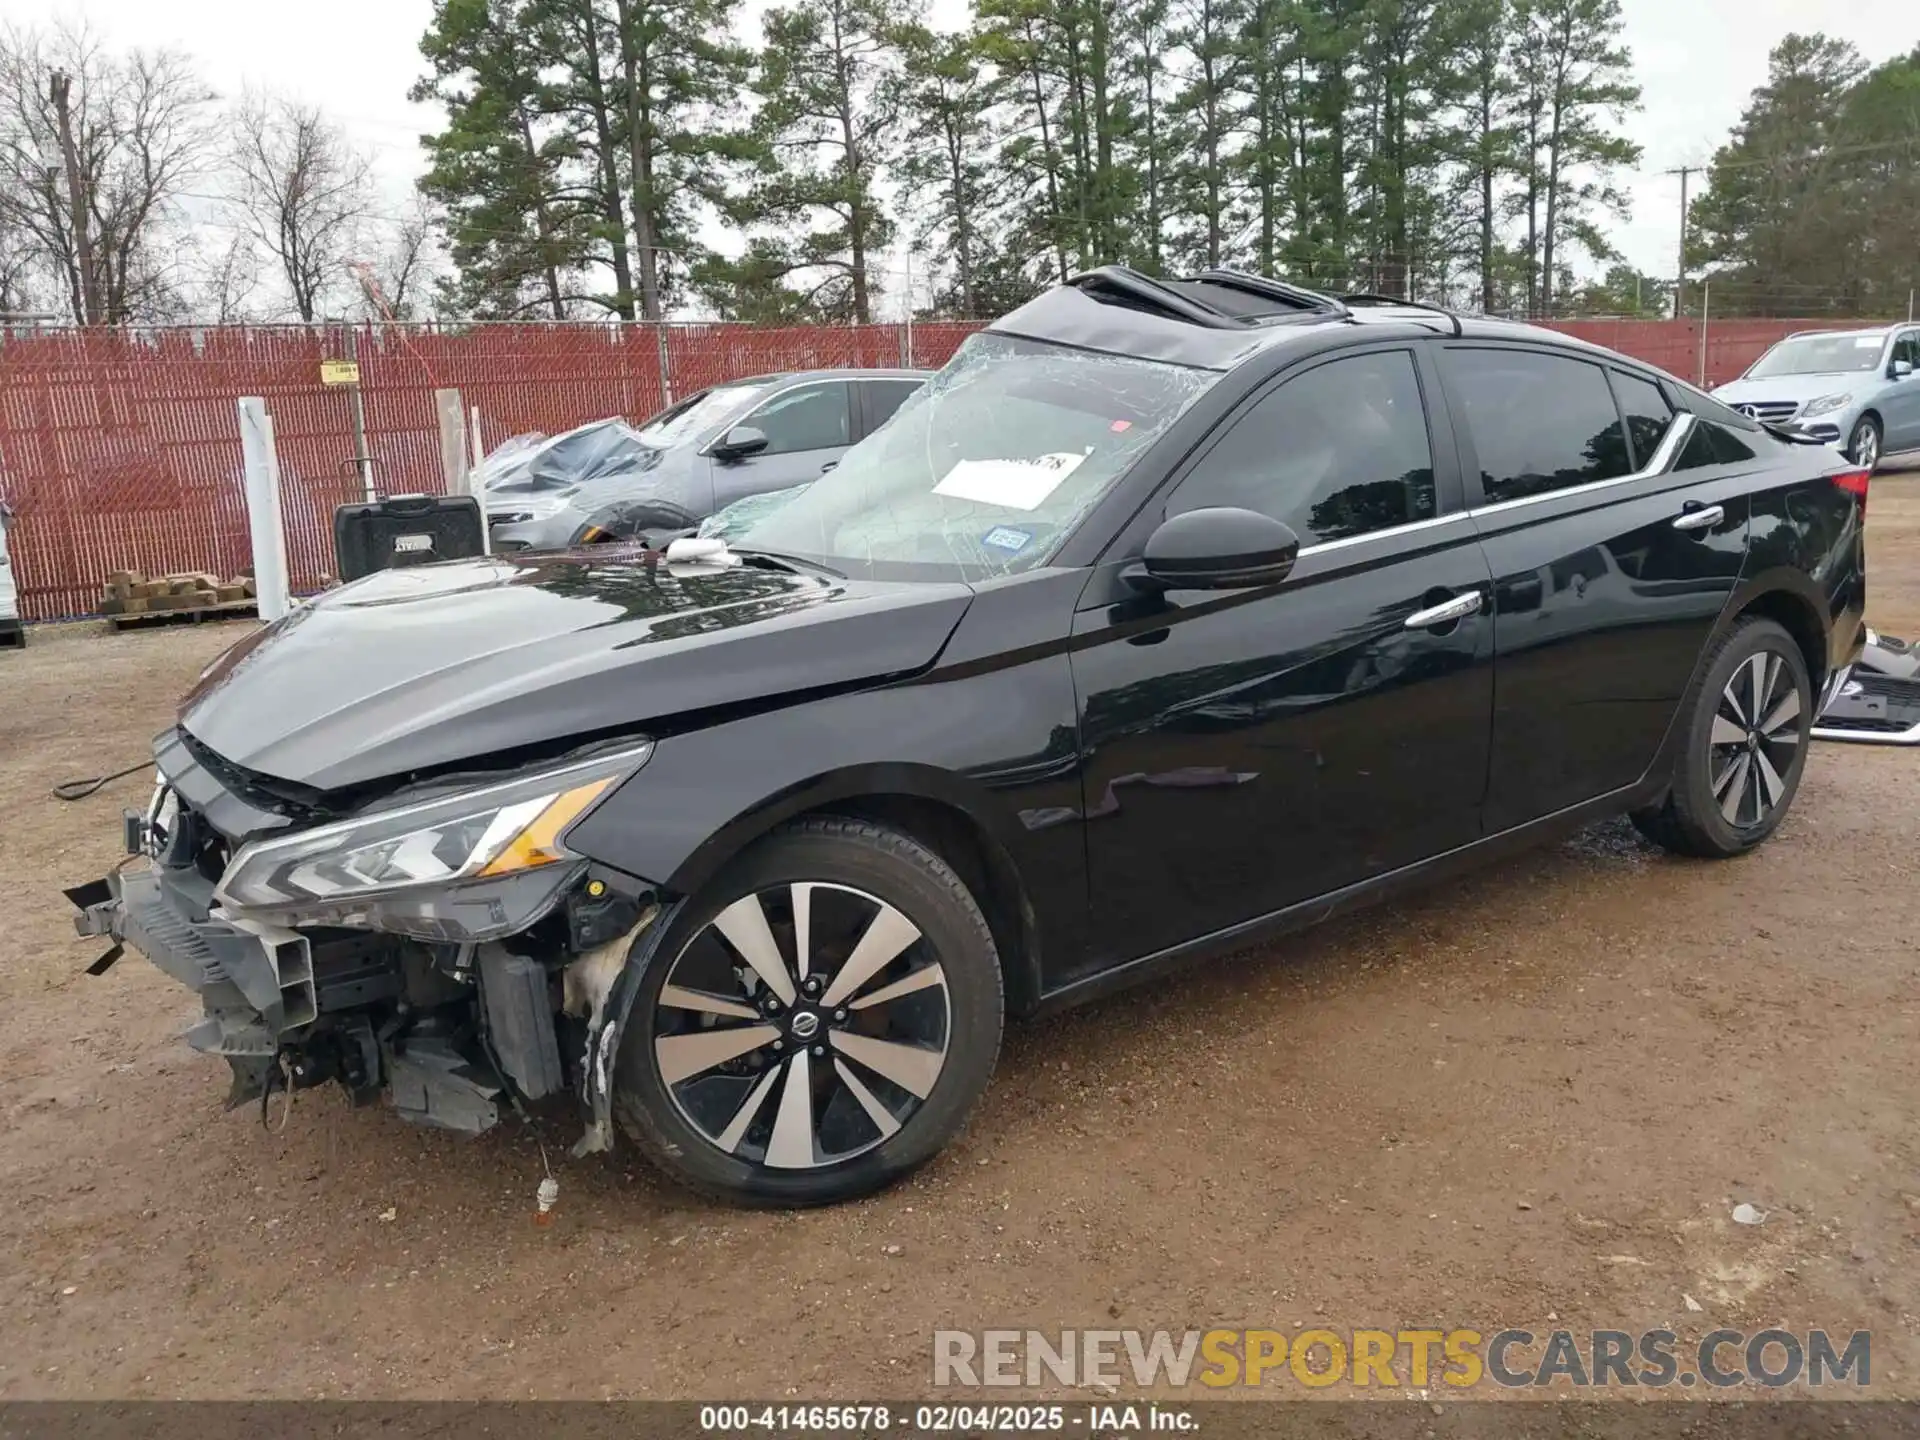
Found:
<box><xmin>2</xmin><ymin>464</ymin><xmax>1917</xmax><ymax>1401</ymax></box>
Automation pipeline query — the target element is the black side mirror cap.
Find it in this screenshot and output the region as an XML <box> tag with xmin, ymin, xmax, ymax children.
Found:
<box><xmin>713</xmin><ymin>425</ymin><xmax>770</xmax><ymax>460</ymax></box>
<box><xmin>1123</xmin><ymin>507</ymin><xmax>1301</xmax><ymax>592</ymax></box>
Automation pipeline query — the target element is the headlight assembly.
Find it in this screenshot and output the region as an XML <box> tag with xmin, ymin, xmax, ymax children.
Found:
<box><xmin>1802</xmin><ymin>393</ymin><xmax>1852</xmax><ymax>418</ymax></box>
<box><xmin>214</xmin><ymin>741</ymin><xmax>651</xmax><ymax>936</ymax></box>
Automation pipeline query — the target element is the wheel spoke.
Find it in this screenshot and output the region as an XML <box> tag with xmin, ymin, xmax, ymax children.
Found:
<box><xmin>660</xmin><ymin>984</ymin><xmax>759</xmax><ymax>1020</ymax></box>
<box><xmin>1754</xmin><ymin>747</ymin><xmax>1786</xmax><ymax>807</ymax></box>
<box><xmin>849</xmin><ymin>963</ymin><xmax>946</xmax><ymax>1011</ymax></box>
<box><xmin>1710</xmin><ymin>715</ymin><xmax>1746</xmax><ymax>746</ymax></box>
<box><xmin>656</xmin><ymin>1024</ymin><xmax>779</xmax><ymax>1085</ymax></box>
<box><xmin>1717</xmin><ymin>754</ymin><xmax>1750</xmax><ymax>823</ymax></box>
<box><xmin>1744</xmin><ymin>754</ymin><xmax>1765</xmax><ymax>825</ymax></box>
<box><xmin>832</xmin><ymin>1030</ymin><xmax>944</xmax><ymax>1099</ymax></box>
<box><xmin>791</xmin><ymin>882</ymin><xmax>816</xmax><ymax>981</ymax></box>
<box><xmin>764</xmin><ymin>1049</ymin><xmax>816</xmax><ymax>1168</ymax></box>
<box><xmin>1746</xmin><ymin>654</ymin><xmax>1770</xmax><ymax>723</ymax></box>
<box><xmin>712</xmin><ymin>893</ymin><xmax>796</xmax><ymax>1005</ymax></box>
<box><xmin>714</xmin><ymin>1065</ymin><xmax>781</xmax><ymax>1153</ymax></box>
<box><xmin>1711</xmin><ymin>750</ymin><xmax>1745</xmax><ymax>797</ymax></box>
<box><xmin>1760</xmin><ymin>690</ymin><xmax>1801</xmax><ymax>737</ymax></box>
<box><xmin>834</xmin><ymin>1058</ymin><xmax>903</xmax><ymax>1140</ymax></box>
<box><xmin>819</xmin><ymin>902</ymin><xmax>922</xmax><ymax>1008</ymax></box>
<box><xmin>1721</xmin><ymin>678</ymin><xmax>1748</xmax><ymax>725</ymax></box>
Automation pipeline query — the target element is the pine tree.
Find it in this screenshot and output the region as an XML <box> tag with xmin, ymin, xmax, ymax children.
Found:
<box><xmin>892</xmin><ymin>24</ymin><xmax>1001</xmax><ymax>316</ymax></box>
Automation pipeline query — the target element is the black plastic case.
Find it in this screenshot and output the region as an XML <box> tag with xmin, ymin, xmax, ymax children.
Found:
<box><xmin>331</xmin><ymin>494</ymin><xmax>485</xmax><ymax>581</ymax></box>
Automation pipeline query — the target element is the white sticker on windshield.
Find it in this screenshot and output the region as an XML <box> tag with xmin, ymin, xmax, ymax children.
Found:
<box><xmin>1856</xmin><ymin>335</ymin><xmax>1883</xmax><ymax>348</ymax></box>
<box><xmin>933</xmin><ymin>451</ymin><xmax>1088</xmax><ymax>511</ymax></box>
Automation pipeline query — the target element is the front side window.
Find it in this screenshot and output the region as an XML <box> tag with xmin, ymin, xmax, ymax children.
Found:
<box><xmin>740</xmin><ymin>383</ymin><xmax>852</xmax><ymax>455</ymax></box>
<box><xmin>739</xmin><ymin>332</ymin><xmax>1215</xmax><ymax>580</ymax></box>
<box><xmin>1167</xmin><ymin>350</ymin><xmax>1436</xmax><ymax>545</ymax></box>
<box><xmin>1609</xmin><ymin>371</ymin><xmax>1674</xmax><ymax>470</ymax></box>
<box><xmin>1748</xmin><ymin>333</ymin><xmax>1888</xmax><ymax>377</ymax></box>
<box><xmin>1895</xmin><ymin>333</ymin><xmax>1920</xmax><ymax>370</ymax></box>
<box><xmin>1446</xmin><ymin>349</ymin><xmax>1632</xmax><ymax>504</ymax></box>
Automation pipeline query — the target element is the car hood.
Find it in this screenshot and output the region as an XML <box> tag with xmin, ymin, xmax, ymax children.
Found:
<box><xmin>180</xmin><ymin>551</ymin><xmax>974</xmax><ymax>792</ymax></box>
<box><xmin>1714</xmin><ymin>373</ymin><xmax>1864</xmax><ymax>405</ymax></box>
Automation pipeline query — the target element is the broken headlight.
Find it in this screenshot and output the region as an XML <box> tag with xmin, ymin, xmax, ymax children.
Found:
<box><xmin>213</xmin><ymin>742</ymin><xmax>651</xmax><ymax>935</ymax></box>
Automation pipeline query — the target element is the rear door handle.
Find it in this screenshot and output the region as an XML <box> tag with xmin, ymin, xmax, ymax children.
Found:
<box><xmin>1404</xmin><ymin>591</ymin><xmax>1483</xmax><ymax>630</ymax></box>
<box><xmin>1673</xmin><ymin>504</ymin><xmax>1725</xmax><ymax>532</ymax></box>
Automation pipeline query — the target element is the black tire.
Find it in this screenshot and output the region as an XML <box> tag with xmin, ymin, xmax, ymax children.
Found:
<box><xmin>1630</xmin><ymin>617</ymin><xmax>1813</xmax><ymax>859</ymax></box>
<box><xmin>1847</xmin><ymin>414</ymin><xmax>1883</xmax><ymax>474</ymax></box>
<box><xmin>612</xmin><ymin>816</ymin><xmax>1004</xmax><ymax>1207</ymax></box>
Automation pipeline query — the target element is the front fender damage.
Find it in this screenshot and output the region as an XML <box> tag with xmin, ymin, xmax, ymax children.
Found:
<box><xmin>568</xmin><ymin>898</ymin><xmax>684</xmax><ymax>1157</ymax></box>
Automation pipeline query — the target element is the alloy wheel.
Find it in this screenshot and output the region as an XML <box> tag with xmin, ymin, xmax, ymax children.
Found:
<box><xmin>1853</xmin><ymin>423</ymin><xmax>1880</xmax><ymax>473</ymax></box>
<box><xmin>1708</xmin><ymin>650</ymin><xmax>1802</xmax><ymax>829</ymax></box>
<box><xmin>651</xmin><ymin>882</ymin><xmax>951</xmax><ymax>1169</ymax></box>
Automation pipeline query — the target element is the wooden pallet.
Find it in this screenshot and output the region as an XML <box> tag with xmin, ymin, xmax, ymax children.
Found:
<box><xmin>107</xmin><ymin>599</ymin><xmax>260</xmax><ymax>632</ymax></box>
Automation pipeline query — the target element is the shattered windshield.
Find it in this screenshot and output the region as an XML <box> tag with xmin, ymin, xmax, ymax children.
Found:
<box><xmin>738</xmin><ymin>333</ymin><xmax>1214</xmax><ymax>580</ymax></box>
<box><xmin>1748</xmin><ymin>333</ymin><xmax>1887</xmax><ymax>377</ymax></box>
<box><xmin>636</xmin><ymin>382</ymin><xmax>770</xmax><ymax>446</ymax></box>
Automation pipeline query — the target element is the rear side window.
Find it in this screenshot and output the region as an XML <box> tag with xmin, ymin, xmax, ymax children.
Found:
<box><xmin>1609</xmin><ymin>371</ymin><xmax>1674</xmax><ymax>469</ymax></box>
<box><xmin>1445</xmin><ymin>349</ymin><xmax>1632</xmax><ymax>504</ymax></box>
<box><xmin>863</xmin><ymin>379</ymin><xmax>923</xmax><ymax>433</ymax></box>
<box><xmin>1675</xmin><ymin>420</ymin><xmax>1760</xmax><ymax>471</ymax></box>
<box><xmin>1168</xmin><ymin>350</ymin><xmax>1436</xmax><ymax>546</ymax></box>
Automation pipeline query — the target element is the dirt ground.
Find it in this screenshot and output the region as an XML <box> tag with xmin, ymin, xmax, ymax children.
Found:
<box><xmin>2</xmin><ymin>467</ymin><xmax>1918</xmax><ymax>1403</ymax></box>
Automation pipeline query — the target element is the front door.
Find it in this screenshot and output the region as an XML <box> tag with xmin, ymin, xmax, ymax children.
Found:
<box><xmin>1435</xmin><ymin>346</ymin><xmax>1753</xmax><ymax>831</ymax></box>
<box><xmin>709</xmin><ymin>380</ymin><xmax>854</xmax><ymax>513</ymax></box>
<box><xmin>1067</xmin><ymin>345</ymin><xmax>1497</xmax><ymax>978</ymax></box>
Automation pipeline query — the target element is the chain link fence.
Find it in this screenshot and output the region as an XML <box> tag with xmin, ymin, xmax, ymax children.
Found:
<box><xmin>0</xmin><ymin>314</ymin><xmax>1860</xmax><ymax>622</ymax></box>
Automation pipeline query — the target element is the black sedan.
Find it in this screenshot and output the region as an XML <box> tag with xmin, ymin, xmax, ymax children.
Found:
<box><xmin>74</xmin><ymin>268</ymin><xmax>1867</xmax><ymax>1207</ymax></box>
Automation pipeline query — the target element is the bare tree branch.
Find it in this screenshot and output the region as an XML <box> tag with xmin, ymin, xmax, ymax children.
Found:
<box><xmin>229</xmin><ymin>89</ymin><xmax>373</xmax><ymax>321</ymax></box>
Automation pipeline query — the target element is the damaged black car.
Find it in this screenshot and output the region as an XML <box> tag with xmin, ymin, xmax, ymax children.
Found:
<box><xmin>74</xmin><ymin>268</ymin><xmax>1867</xmax><ymax>1206</ymax></box>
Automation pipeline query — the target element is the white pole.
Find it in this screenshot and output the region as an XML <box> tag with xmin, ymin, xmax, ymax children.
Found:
<box><xmin>237</xmin><ymin>396</ymin><xmax>291</xmax><ymax>621</ymax></box>
<box><xmin>469</xmin><ymin>406</ymin><xmax>492</xmax><ymax>556</ymax></box>
<box><xmin>903</xmin><ymin>248</ymin><xmax>914</xmax><ymax>368</ymax></box>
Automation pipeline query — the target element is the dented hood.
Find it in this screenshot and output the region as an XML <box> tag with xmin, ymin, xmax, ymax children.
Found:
<box><xmin>180</xmin><ymin>551</ymin><xmax>973</xmax><ymax>792</ymax></box>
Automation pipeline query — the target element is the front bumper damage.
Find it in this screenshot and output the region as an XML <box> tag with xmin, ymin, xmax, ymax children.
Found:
<box><xmin>71</xmin><ymin>730</ymin><xmax>661</xmax><ymax>1144</ymax></box>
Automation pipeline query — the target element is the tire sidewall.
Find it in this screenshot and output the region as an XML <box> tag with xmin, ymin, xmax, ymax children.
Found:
<box><xmin>1680</xmin><ymin>620</ymin><xmax>1812</xmax><ymax>854</ymax></box>
<box><xmin>612</xmin><ymin>823</ymin><xmax>1003</xmax><ymax>1206</ymax></box>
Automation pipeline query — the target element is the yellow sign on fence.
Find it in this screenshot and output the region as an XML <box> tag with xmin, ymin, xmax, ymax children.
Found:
<box><xmin>320</xmin><ymin>359</ymin><xmax>360</xmax><ymax>386</ymax></box>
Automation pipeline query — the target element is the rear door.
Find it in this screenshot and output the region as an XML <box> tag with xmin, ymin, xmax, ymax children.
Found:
<box><xmin>1435</xmin><ymin>344</ymin><xmax>1753</xmax><ymax>831</ymax></box>
<box><xmin>1066</xmin><ymin>343</ymin><xmax>1496</xmax><ymax>976</ymax></box>
<box><xmin>708</xmin><ymin>380</ymin><xmax>854</xmax><ymax>511</ymax></box>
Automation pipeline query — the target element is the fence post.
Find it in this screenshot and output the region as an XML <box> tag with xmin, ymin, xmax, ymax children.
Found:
<box><xmin>237</xmin><ymin>396</ymin><xmax>291</xmax><ymax>622</ymax></box>
<box><xmin>1697</xmin><ymin>280</ymin><xmax>1711</xmax><ymax>388</ymax></box>
<box><xmin>436</xmin><ymin>388</ymin><xmax>471</xmax><ymax>496</ymax></box>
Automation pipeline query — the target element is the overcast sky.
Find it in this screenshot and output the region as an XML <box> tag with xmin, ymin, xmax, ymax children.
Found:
<box><xmin>6</xmin><ymin>0</ymin><xmax>1917</xmax><ymax>310</ymax></box>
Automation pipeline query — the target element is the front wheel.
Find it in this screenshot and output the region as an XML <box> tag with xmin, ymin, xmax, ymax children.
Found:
<box><xmin>612</xmin><ymin>817</ymin><xmax>1004</xmax><ymax>1206</ymax></box>
<box><xmin>1631</xmin><ymin>617</ymin><xmax>1812</xmax><ymax>858</ymax></box>
<box><xmin>1847</xmin><ymin>414</ymin><xmax>1882</xmax><ymax>474</ymax></box>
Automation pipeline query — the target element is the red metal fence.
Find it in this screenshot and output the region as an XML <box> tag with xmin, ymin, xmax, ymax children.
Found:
<box><xmin>0</xmin><ymin>315</ymin><xmax>1855</xmax><ymax>622</ymax></box>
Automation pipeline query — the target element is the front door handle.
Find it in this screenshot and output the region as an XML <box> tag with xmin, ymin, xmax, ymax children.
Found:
<box><xmin>1672</xmin><ymin>504</ymin><xmax>1725</xmax><ymax>532</ymax></box>
<box><xmin>1404</xmin><ymin>590</ymin><xmax>1483</xmax><ymax>630</ymax></box>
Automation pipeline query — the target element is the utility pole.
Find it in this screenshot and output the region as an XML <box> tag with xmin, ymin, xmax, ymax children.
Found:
<box><xmin>1665</xmin><ymin>165</ymin><xmax>1692</xmax><ymax>322</ymax></box>
<box><xmin>49</xmin><ymin>71</ymin><xmax>100</xmax><ymax>326</ymax></box>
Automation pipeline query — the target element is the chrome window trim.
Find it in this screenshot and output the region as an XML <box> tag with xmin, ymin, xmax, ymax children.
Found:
<box><xmin>1296</xmin><ymin>510</ymin><xmax>1472</xmax><ymax>558</ymax></box>
<box><xmin>1463</xmin><ymin>411</ymin><xmax>1696</xmax><ymax>521</ymax></box>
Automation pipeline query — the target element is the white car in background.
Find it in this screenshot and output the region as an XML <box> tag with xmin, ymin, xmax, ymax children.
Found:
<box><xmin>0</xmin><ymin>505</ymin><xmax>21</xmax><ymax>649</ymax></box>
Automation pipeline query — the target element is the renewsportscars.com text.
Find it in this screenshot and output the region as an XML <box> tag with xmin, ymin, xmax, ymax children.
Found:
<box><xmin>932</xmin><ymin>1328</ymin><xmax>1871</xmax><ymax>1391</ymax></box>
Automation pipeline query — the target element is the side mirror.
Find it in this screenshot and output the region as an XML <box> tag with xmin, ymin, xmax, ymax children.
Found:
<box><xmin>1124</xmin><ymin>507</ymin><xmax>1301</xmax><ymax>592</ymax></box>
<box><xmin>1894</xmin><ymin>359</ymin><xmax>1915</xmax><ymax>380</ymax></box>
<box><xmin>713</xmin><ymin>425</ymin><xmax>769</xmax><ymax>460</ymax></box>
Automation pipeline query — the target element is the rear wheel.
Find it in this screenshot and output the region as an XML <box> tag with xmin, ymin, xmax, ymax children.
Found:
<box><xmin>1848</xmin><ymin>414</ymin><xmax>1882</xmax><ymax>474</ymax></box>
<box><xmin>612</xmin><ymin>817</ymin><xmax>1003</xmax><ymax>1206</ymax></box>
<box><xmin>1631</xmin><ymin>617</ymin><xmax>1812</xmax><ymax>858</ymax></box>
